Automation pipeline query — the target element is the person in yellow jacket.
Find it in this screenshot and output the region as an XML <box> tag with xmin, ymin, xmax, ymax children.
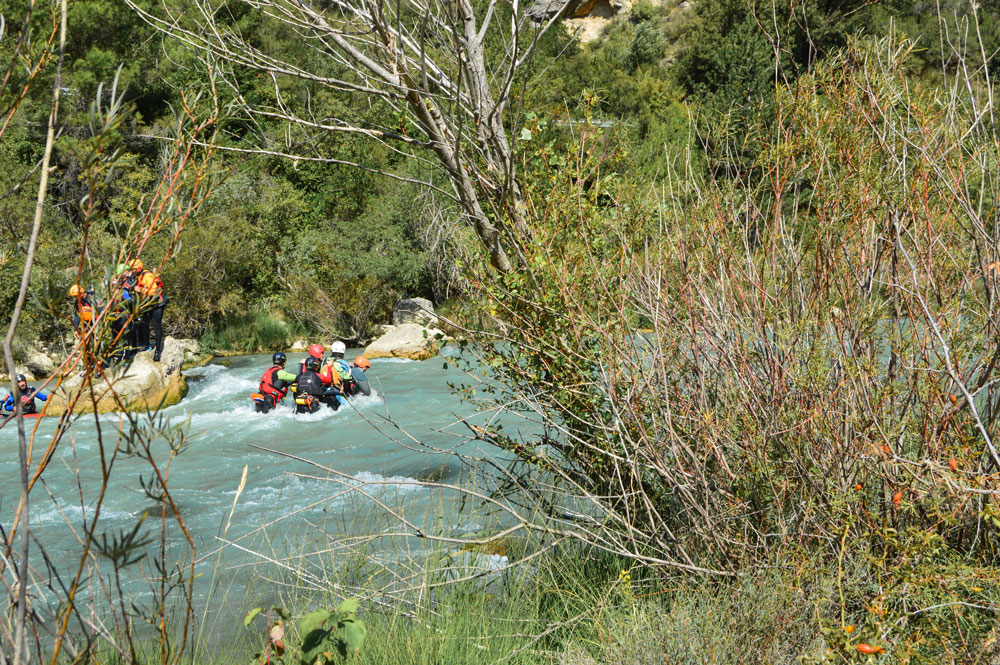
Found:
<box><xmin>132</xmin><ymin>259</ymin><xmax>169</xmax><ymax>362</ymax></box>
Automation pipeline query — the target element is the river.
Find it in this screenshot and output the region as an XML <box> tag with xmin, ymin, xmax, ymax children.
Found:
<box><xmin>0</xmin><ymin>346</ymin><xmax>517</xmax><ymax>642</ymax></box>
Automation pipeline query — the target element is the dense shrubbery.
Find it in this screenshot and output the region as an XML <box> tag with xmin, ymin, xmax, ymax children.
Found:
<box><xmin>464</xmin><ymin>29</ymin><xmax>1000</xmax><ymax>661</ymax></box>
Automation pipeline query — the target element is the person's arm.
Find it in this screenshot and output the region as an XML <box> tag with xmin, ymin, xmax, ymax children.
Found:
<box><xmin>276</xmin><ymin>369</ymin><xmax>298</xmax><ymax>382</ymax></box>
<box><xmin>36</xmin><ymin>391</ymin><xmax>48</xmax><ymax>401</ymax></box>
<box><xmin>2</xmin><ymin>394</ymin><xmax>12</xmax><ymax>411</ymax></box>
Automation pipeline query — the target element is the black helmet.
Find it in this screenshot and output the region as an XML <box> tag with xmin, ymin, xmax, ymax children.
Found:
<box><xmin>272</xmin><ymin>352</ymin><xmax>287</xmax><ymax>365</ymax></box>
<box><xmin>15</xmin><ymin>374</ymin><xmax>26</xmax><ymax>383</ymax></box>
<box><xmin>304</xmin><ymin>356</ymin><xmax>321</xmax><ymax>372</ymax></box>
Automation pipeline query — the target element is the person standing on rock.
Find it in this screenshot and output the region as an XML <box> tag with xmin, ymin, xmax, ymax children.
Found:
<box><xmin>2</xmin><ymin>375</ymin><xmax>48</xmax><ymax>416</ymax></box>
<box><xmin>69</xmin><ymin>284</ymin><xmax>98</xmax><ymax>338</ymax></box>
<box><xmin>134</xmin><ymin>260</ymin><xmax>168</xmax><ymax>362</ymax></box>
<box><xmin>110</xmin><ymin>263</ymin><xmax>139</xmax><ymax>360</ymax></box>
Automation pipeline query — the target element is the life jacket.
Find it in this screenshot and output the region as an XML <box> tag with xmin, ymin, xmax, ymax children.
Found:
<box><xmin>300</xmin><ymin>358</ymin><xmax>335</xmax><ymax>386</ymax></box>
<box><xmin>259</xmin><ymin>365</ymin><xmax>289</xmax><ymax>400</ymax></box>
<box><xmin>296</xmin><ymin>369</ymin><xmax>325</xmax><ymax>397</ymax></box>
<box><xmin>332</xmin><ymin>358</ymin><xmax>352</xmax><ymax>381</ymax></box>
<box><xmin>20</xmin><ymin>388</ymin><xmax>37</xmax><ymax>415</ymax></box>
<box><xmin>137</xmin><ymin>270</ymin><xmax>165</xmax><ymax>302</ymax></box>
<box><xmin>77</xmin><ymin>298</ymin><xmax>94</xmax><ymax>323</ymax></box>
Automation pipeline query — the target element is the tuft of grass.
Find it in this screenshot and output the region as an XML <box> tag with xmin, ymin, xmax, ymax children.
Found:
<box><xmin>200</xmin><ymin>310</ymin><xmax>306</xmax><ymax>353</ymax></box>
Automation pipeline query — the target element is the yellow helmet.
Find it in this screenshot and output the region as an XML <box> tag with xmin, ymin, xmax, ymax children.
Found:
<box><xmin>68</xmin><ymin>284</ymin><xmax>83</xmax><ymax>298</ymax></box>
<box><xmin>128</xmin><ymin>258</ymin><xmax>143</xmax><ymax>271</ymax></box>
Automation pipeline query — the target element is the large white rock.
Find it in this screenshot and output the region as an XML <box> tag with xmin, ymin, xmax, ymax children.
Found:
<box><xmin>44</xmin><ymin>337</ymin><xmax>188</xmax><ymax>415</ymax></box>
<box><xmin>24</xmin><ymin>346</ymin><xmax>58</xmax><ymax>378</ymax></box>
<box><xmin>392</xmin><ymin>298</ymin><xmax>438</xmax><ymax>327</ymax></box>
<box><xmin>364</xmin><ymin>323</ymin><xmax>446</xmax><ymax>361</ymax></box>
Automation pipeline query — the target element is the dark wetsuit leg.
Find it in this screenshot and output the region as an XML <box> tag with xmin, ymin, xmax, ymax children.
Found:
<box><xmin>150</xmin><ymin>303</ymin><xmax>166</xmax><ymax>359</ymax></box>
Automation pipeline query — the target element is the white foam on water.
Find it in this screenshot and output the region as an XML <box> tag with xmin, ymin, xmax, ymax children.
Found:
<box><xmin>351</xmin><ymin>471</ymin><xmax>422</xmax><ymax>492</ymax></box>
<box><xmin>185</xmin><ymin>363</ymin><xmax>230</xmax><ymax>379</ymax></box>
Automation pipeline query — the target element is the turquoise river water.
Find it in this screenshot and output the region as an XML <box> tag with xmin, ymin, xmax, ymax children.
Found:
<box><xmin>0</xmin><ymin>346</ymin><xmax>520</xmax><ymax>636</ymax></box>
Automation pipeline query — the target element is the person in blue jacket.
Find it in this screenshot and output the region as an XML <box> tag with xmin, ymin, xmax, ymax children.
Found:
<box><xmin>2</xmin><ymin>375</ymin><xmax>48</xmax><ymax>415</ymax></box>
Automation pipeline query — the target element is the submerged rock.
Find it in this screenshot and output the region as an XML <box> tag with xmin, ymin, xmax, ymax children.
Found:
<box><xmin>364</xmin><ymin>323</ymin><xmax>445</xmax><ymax>361</ymax></box>
<box><xmin>43</xmin><ymin>337</ymin><xmax>188</xmax><ymax>415</ymax></box>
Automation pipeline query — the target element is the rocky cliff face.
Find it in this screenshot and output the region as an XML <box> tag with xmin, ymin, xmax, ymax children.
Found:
<box><xmin>529</xmin><ymin>0</ymin><xmax>631</xmax><ymax>20</ymax></box>
<box><xmin>529</xmin><ymin>0</ymin><xmax>633</xmax><ymax>43</ymax></box>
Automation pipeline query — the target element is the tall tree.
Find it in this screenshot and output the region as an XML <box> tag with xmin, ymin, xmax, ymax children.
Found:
<box><xmin>127</xmin><ymin>0</ymin><xmax>570</xmax><ymax>272</ymax></box>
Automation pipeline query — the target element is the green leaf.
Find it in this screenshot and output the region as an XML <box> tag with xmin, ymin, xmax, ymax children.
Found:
<box><xmin>301</xmin><ymin>609</ymin><xmax>332</xmax><ymax>637</ymax></box>
<box><xmin>337</xmin><ymin>597</ymin><xmax>360</xmax><ymax>616</ymax></box>
<box><xmin>244</xmin><ymin>607</ymin><xmax>262</xmax><ymax>627</ymax></box>
<box><xmin>519</xmin><ymin>128</ymin><xmax>533</xmax><ymax>141</ymax></box>
<box><xmin>342</xmin><ymin>618</ymin><xmax>367</xmax><ymax>652</ymax></box>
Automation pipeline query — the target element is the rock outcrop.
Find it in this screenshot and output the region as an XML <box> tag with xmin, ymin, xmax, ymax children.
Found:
<box><xmin>43</xmin><ymin>336</ymin><xmax>189</xmax><ymax>415</ymax></box>
<box><xmin>24</xmin><ymin>345</ymin><xmax>58</xmax><ymax>378</ymax></box>
<box><xmin>364</xmin><ymin>323</ymin><xmax>446</xmax><ymax>361</ymax></box>
<box><xmin>392</xmin><ymin>298</ymin><xmax>438</xmax><ymax>328</ymax></box>
<box><xmin>528</xmin><ymin>0</ymin><xmax>630</xmax><ymax>20</ymax></box>
<box><xmin>529</xmin><ymin>0</ymin><xmax>634</xmax><ymax>44</ymax></box>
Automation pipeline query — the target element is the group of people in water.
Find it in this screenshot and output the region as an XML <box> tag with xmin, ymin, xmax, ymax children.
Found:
<box><xmin>70</xmin><ymin>258</ymin><xmax>168</xmax><ymax>363</ymax></box>
<box><xmin>3</xmin><ymin>341</ymin><xmax>372</xmax><ymax>419</ymax></box>
<box><xmin>4</xmin><ymin>259</ymin><xmax>373</xmax><ymax>419</ymax></box>
<box><xmin>253</xmin><ymin>341</ymin><xmax>372</xmax><ymax>414</ymax></box>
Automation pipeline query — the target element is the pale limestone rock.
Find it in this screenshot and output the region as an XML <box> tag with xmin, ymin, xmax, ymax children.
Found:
<box><xmin>392</xmin><ymin>298</ymin><xmax>438</xmax><ymax>327</ymax></box>
<box><xmin>364</xmin><ymin>323</ymin><xmax>445</xmax><ymax>361</ymax></box>
<box><xmin>290</xmin><ymin>339</ymin><xmax>308</xmax><ymax>351</ymax></box>
<box><xmin>44</xmin><ymin>337</ymin><xmax>188</xmax><ymax>415</ymax></box>
<box><xmin>24</xmin><ymin>346</ymin><xmax>57</xmax><ymax>378</ymax></box>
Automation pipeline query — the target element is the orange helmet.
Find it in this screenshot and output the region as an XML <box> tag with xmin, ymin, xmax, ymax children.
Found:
<box><xmin>128</xmin><ymin>258</ymin><xmax>143</xmax><ymax>271</ymax></box>
<box><xmin>68</xmin><ymin>284</ymin><xmax>83</xmax><ymax>298</ymax></box>
<box><xmin>353</xmin><ymin>355</ymin><xmax>371</xmax><ymax>370</ymax></box>
<box><xmin>308</xmin><ymin>344</ymin><xmax>325</xmax><ymax>359</ymax></box>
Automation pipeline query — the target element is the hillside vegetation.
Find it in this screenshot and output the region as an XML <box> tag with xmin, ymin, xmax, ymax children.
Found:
<box><xmin>3</xmin><ymin>1</ymin><xmax>1000</xmax><ymax>663</ymax></box>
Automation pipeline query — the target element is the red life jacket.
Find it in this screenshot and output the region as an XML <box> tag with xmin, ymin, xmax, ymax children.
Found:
<box><xmin>259</xmin><ymin>365</ymin><xmax>289</xmax><ymax>400</ymax></box>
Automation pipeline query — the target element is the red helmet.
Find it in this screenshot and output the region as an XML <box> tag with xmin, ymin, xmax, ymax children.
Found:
<box><xmin>308</xmin><ymin>344</ymin><xmax>325</xmax><ymax>359</ymax></box>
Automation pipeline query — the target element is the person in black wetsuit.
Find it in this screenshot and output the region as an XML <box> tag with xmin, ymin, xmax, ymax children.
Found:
<box><xmin>256</xmin><ymin>352</ymin><xmax>296</xmax><ymax>413</ymax></box>
<box><xmin>294</xmin><ymin>356</ymin><xmax>342</xmax><ymax>414</ymax></box>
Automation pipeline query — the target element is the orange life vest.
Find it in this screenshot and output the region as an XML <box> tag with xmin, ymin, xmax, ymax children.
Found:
<box><xmin>137</xmin><ymin>270</ymin><xmax>164</xmax><ymax>300</ymax></box>
<box><xmin>77</xmin><ymin>299</ymin><xmax>94</xmax><ymax>323</ymax></box>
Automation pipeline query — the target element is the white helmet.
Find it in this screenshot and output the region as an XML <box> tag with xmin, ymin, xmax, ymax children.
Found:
<box><xmin>330</xmin><ymin>341</ymin><xmax>346</xmax><ymax>355</ymax></box>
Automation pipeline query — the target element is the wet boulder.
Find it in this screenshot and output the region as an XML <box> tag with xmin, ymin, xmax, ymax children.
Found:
<box><xmin>364</xmin><ymin>323</ymin><xmax>445</xmax><ymax>361</ymax></box>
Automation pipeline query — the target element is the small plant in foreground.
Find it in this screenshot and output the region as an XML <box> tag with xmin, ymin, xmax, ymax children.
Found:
<box><xmin>245</xmin><ymin>599</ymin><xmax>366</xmax><ymax>665</ymax></box>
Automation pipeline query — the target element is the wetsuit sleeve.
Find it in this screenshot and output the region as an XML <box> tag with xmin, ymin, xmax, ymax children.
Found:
<box><xmin>36</xmin><ymin>392</ymin><xmax>48</xmax><ymax>401</ymax></box>
<box><xmin>2</xmin><ymin>394</ymin><xmax>12</xmax><ymax>411</ymax></box>
<box><xmin>73</xmin><ymin>312</ymin><xmax>81</xmax><ymax>329</ymax></box>
<box><xmin>276</xmin><ymin>369</ymin><xmax>298</xmax><ymax>382</ymax></box>
<box><xmin>318</xmin><ymin>364</ymin><xmax>334</xmax><ymax>386</ymax></box>
<box><xmin>352</xmin><ymin>368</ymin><xmax>372</xmax><ymax>396</ymax></box>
